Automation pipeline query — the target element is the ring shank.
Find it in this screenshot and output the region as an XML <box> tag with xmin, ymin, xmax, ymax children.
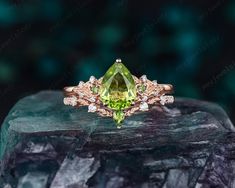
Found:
<box><xmin>64</xmin><ymin>86</ymin><xmax>75</xmax><ymax>92</ymax></box>
<box><xmin>64</xmin><ymin>86</ymin><xmax>76</xmax><ymax>97</ymax></box>
<box><xmin>159</xmin><ymin>84</ymin><xmax>174</xmax><ymax>94</ymax></box>
<box><xmin>64</xmin><ymin>84</ymin><xmax>174</xmax><ymax>97</ymax></box>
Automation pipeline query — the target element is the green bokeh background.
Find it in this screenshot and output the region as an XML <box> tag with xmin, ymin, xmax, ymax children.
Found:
<box><xmin>0</xmin><ymin>0</ymin><xmax>234</xmax><ymax>124</ymax></box>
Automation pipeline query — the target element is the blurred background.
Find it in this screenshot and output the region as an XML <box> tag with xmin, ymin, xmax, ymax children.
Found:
<box><xmin>0</xmin><ymin>0</ymin><xmax>234</xmax><ymax>124</ymax></box>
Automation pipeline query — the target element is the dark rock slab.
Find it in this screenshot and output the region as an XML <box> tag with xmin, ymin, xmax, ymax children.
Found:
<box><xmin>0</xmin><ymin>91</ymin><xmax>234</xmax><ymax>188</ymax></box>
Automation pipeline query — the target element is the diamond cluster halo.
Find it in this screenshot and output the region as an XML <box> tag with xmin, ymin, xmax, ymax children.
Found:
<box><xmin>64</xmin><ymin>59</ymin><xmax>174</xmax><ymax>128</ymax></box>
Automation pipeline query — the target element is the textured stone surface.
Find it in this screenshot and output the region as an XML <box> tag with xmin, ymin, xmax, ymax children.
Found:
<box><xmin>0</xmin><ymin>91</ymin><xmax>234</xmax><ymax>188</ymax></box>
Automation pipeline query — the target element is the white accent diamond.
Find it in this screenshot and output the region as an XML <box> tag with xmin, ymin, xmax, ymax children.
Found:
<box><xmin>78</xmin><ymin>81</ymin><xmax>84</xmax><ymax>87</ymax></box>
<box><xmin>154</xmin><ymin>90</ymin><xmax>159</xmax><ymax>96</ymax></box>
<box><xmin>140</xmin><ymin>102</ymin><xmax>149</xmax><ymax>111</ymax></box>
<box><xmin>140</xmin><ymin>75</ymin><xmax>147</xmax><ymax>82</ymax></box>
<box><xmin>160</xmin><ymin>95</ymin><xmax>174</xmax><ymax>105</ymax></box>
<box><xmin>64</xmin><ymin>96</ymin><xmax>77</xmax><ymax>106</ymax></box>
<box><xmin>78</xmin><ymin>92</ymin><xmax>84</xmax><ymax>98</ymax></box>
<box><xmin>142</xmin><ymin>96</ymin><xmax>148</xmax><ymax>102</ymax></box>
<box><xmin>89</xmin><ymin>76</ymin><xmax>96</xmax><ymax>84</ymax></box>
<box><xmin>153</xmin><ymin>80</ymin><xmax>158</xmax><ymax>86</ymax></box>
<box><xmin>88</xmin><ymin>104</ymin><xmax>97</xmax><ymax>112</ymax></box>
<box><xmin>89</xmin><ymin>97</ymin><xmax>96</xmax><ymax>103</ymax></box>
<box><xmin>116</xmin><ymin>58</ymin><xmax>122</xmax><ymax>63</ymax></box>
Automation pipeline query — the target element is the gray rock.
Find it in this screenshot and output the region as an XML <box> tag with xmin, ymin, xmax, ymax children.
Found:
<box><xmin>51</xmin><ymin>156</ymin><xmax>100</xmax><ymax>188</ymax></box>
<box><xmin>163</xmin><ymin>169</ymin><xmax>189</xmax><ymax>188</ymax></box>
<box><xmin>106</xmin><ymin>176</ymin><xmax>125</xmax><ymax>188</ymax></box>
<box><xmin>0</xmin><ymin>91</ymin><xmax>234</xmax><ymax>188</ymax></box>
<box><xmin>17</xmin><ymin>172</ymin><xmax>48</xmax><ymax>188</ymax></box>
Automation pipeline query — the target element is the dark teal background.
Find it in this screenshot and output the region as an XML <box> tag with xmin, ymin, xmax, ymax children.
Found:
<box><xmin>0</xmin><ymin>0</ymin><xmax>234</xmax><ymax>124</ymax></box>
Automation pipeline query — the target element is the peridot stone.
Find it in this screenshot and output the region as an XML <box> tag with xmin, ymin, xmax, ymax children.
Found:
<box><xmin>100</xmin><ymin>61</ymin><xmax>137</xmax><ymax>124</ymax></box>
<box><xmin>113</xmin><ymin>110</ymin><xmax>125</xmax><ymax>125</ymax></box>
<box><xmin>138</xmin><ymin>84</ymin><xmax>147</xmax><ymax>93</ymax></box>
<box><xmin>91</xmin><ymin>86</ymin><xmax>99</xmax><ymax>94</ymax></box>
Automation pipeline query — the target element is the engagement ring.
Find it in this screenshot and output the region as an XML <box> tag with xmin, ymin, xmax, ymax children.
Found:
<box><xmin>64</xmin><ymin>59</ymin><xmax>174</xmax><ymax>128</ymax></box>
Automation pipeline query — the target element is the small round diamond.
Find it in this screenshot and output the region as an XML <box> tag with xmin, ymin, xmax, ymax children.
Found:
<box><xmin>64</xmin><ymin>96</ymin><xmax>77</xmax><ymax>106</ymax></box>
<box><xmin>88</xmin><ymin>104</ymin><xmax>97</xmax><ymax>112</ymax></box>
<box><xmin>89</xmin><ymin>76</ymin><xmax>96</xmax><ymax>84</ymax></box>
<box><xmin>160</xmin><ymin>95</ymin><xmax>174</xmax><ymax>105</ymax></box>
<box><xmin>142</xmin><ymin>96</ymin><xmax>148</xmax><ymax>102</ymax></box>
<box><xmin>140</xmin><ymin>75</ymin><xmax>147</xmax><ymax>82</ymax></box>
<box><xmin>78</xmin><ymin>81</ymin><xmax>84</xmax><ymax>87</ymax></box>
<box><xmin>116</xmin><ymin>58</ymin><xmax>122</xmax><ymax>63</ymax></box>
<box><xmin>153</xmin><ymin>80</ymin><xmax>158</xmax><ymax>86</ymax></box>
<box><xmin>154</xmin><ymin>91</ymin><xmax>159</xmax><ymax>96</ymax></box>
<box><xmin>140</xmin><ymin>102</ymin><xmax>149</xmax><ymax>111</ymax></box>
<box><xmin>89</xmin><ymin>97</ymin><xmax>96</xmax><ymax>103</ymax></box>
<box><xmin>160</xmin><ymin>95</ymin><xmax>167</xmax><ymax>105</ymax></box>
<box><xmin>78</xmin><ymin>92</ymin><xmax>84</xmax><ymax>98</ymax></box>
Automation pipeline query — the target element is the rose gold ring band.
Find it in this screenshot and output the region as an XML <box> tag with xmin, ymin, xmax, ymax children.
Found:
<box><xmin>64</xmin><ymin>83</ymin><xmax>173</xmax><ymax>97</ymax></box>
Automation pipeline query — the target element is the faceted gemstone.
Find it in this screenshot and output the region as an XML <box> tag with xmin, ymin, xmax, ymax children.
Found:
<box><xmin>113</xmin><ymin>110</ymin><xmax>125</xmax><ymax>125</ymax></box>
<box><xmin>88</xmin><ymin>104</ymin><xmax>97</xmax><ymax>113</ymax></box>
<box><xmin>142</xmin><ymin>96</ymin><xmax>148</xmax><ymax>102</ymax></box>
<box><xmin>100</xmin><ymin>62</ymin><xmax>136</xmax><ymax>110</ymax></box>
<box><xmin>89</xmin><ymin>97</ymin><xmax>96</xmax><ymax>103</ymax></box>
<box><xmin>100</xmin><ymin>61</ymin><xmax>137</xmax><ymax>124</ymax></box>
<box><xmin>138</xmin><ymin>84</ymin><xmax>147</xmax><ymax>93</ymax></box>
<box><xmin>78</xmin><ymin>81</ymin><xmax>84</xmax><ymax>86</ymax></box>
<box><xmin>89</xmin><ymin>76</ymin><xmax>96</xmax><ymax>84</ymax></box>
<box><xmin>91</xmin><ymin>86</ymin><xmax>99</xmax><ymax>94</ymax></box>
<box><xmin>64</xmin><ymin>96</ymin><xmax>77</xmax><ymax>106</ymax></box>
<box><xmin>140</xmin><ymin>102</ymin><xmax>149</xmax><ymax>111</ymax></box>
<box><xmin>153</xmin><ymin>80</ymin><xmax>158</xmax><ymax>85</ymax></box>
<box><xmin>140</xmin><ymin>75</ymin><xmax>147</xmax><ymax>82</ymax></box>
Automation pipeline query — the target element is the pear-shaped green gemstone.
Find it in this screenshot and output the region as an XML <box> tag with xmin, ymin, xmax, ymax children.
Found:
<box><xmin>100</xmin><ymin>61</ymin><xmax>137</xmax><ymax>124</ymax></box>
